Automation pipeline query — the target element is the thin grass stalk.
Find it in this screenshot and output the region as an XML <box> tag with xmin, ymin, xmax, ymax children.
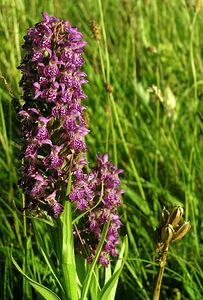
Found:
<box><xmin>190</xmin><ymin>12</ymin><xmax>198</xmax><ymax>106</ymax></box>
<box><xmin>188</xmin><ymin>9</ymin><xmax>199</xmax><ymax>256</ymax></box>
<box><xmin>154</xmin><ymin>97</ymin><xmax>160</xmax><ymax>214</ymax></box>
<box><xmin>98</xmin><ymin>0</ymin><xmax>110</xmax><ymax>83</ymax></box>
<box><xmin>97</xmin><ymin>0</ymin><xmax>118</xmax><ymax>167</ymax></box>
<box><xmin>22</xmin><ymin>192</ymin><xmax>28</xmax><ymax>299</ymax></box>
<box><xmin>105</xmin><ymin>105</ymin><xmax>110</xmax><ymax>153</ymax></box>
<box><xmin>110</xmin><ymin>94</ymin><xmax>146</xmax><ymax>202</ymax></box>
<box><xmin>109</xmin><ymin>96</ymin><xmax>118</xmax><ymax>168</ymax></box>
<box><xmin>21</xmin><ymin>157</ymin><xmax>28</xmax><ymax>299</ymax></box>
<box><xmin>97</xmin><ymin>0</ymin><xmax>145</xmax><ymax>200</ymax></box>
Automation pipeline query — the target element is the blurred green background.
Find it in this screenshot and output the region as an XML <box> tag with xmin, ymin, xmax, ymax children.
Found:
<box><xmin>1</xmin><ymin>0</ymin><xmax>203</xmax><ymax>299</ymax></box>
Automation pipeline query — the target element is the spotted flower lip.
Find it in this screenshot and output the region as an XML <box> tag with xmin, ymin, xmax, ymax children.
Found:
<box><xmin>18</xmin><ymin>12</ymin><xmax>88</xmax><ymax>217</ymax></box>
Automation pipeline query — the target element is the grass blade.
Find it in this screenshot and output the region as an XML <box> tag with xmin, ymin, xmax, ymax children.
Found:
<box><xmin>11</xmin><ymin>253</ymin><xmax>61</xmax><ymax>300</ymax></box>
<box><xmin>99</xmin><ymin>235</ymin><xmax>128</xmax><ymax>300</ymax></box>
<box><xmin>81</xmin><ymin>222</ymin><xmax>109</xmax><ymax>300</ymax></box>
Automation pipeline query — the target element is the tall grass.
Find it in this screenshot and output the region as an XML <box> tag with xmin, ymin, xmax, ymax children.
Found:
<box><xmin>0</xmin><ymin>0</ymin><xmax>203</xmax><ymax>299</ymax></box>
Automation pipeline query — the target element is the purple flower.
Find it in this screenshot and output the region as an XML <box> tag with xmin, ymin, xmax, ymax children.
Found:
<box><xmin>30</xmin><ymin>173</ymin><xmax>48</xmax><ymax>198</ymax></box>
<box><xmin>45</xmin><ymin>191</ymin><xmax>64</xmax><ymax>218</ymax></box>
<box><xmin>17</xmin><ymin>13</ymin><xmax>124</xmax><ymax>268</ymax></box>
<box><xmin>18</xmin><ymin>12</ymin><xmax>88</xmax><ymax>218</ymax></box>
<box><xmin>43</xmin><ymin>63</ymin><xmax>59</xmax><ymax>79</ymax></box>
<box><xmin>43</xmin><ymin>145</ymin><xmax>64</xmax><ymax>170</ymax></box>
<box><xmin>71</xmin><ymin>153</ymin><xmax>124</xmax><ymax>266</ymax></box>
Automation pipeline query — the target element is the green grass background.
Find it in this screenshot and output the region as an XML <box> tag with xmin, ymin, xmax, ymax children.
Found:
<box><xmin>1</xmin><ymin>0</ymin><xmax>203</xmax><ymax>299</ymax></box>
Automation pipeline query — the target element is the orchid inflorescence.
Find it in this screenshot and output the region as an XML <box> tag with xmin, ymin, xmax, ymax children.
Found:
<box><xmin>71</xmin><ymin>153</ymin><xmax>124</xmax><ymax>266</ymax></box>
<box><xmin>18</xmin><ymin>12</ymin><xmax>124</xmax><ymax>266</ymax></box>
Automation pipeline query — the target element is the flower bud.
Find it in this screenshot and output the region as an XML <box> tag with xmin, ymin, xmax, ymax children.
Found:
<box><xmin>167</xmin><ymin>206</ymin><xmax>184</xmax><ymax>228</ymax></box>
<box><xmin>172</xmin><ymin>222</ymin><xmax>191</xmax><ymax>242</ymax></box>
<box><xmin>160</xmin><ymin>207</ymin><xmax>170</xmax><ymax>225</ymax></box>
<box><xmin>161</xmin><ymin>224</ymin><xmax>174</xmax><ymax>245</ymax></box>
<box><xmin>90</xmin><ymin>20</ymin><xmax>101</xmax><ymax>41</ymax></box>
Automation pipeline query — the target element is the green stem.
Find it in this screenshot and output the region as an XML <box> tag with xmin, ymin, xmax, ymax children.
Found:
<box><xmin>61</xmin><ymin>201</ymin><xmax>78</xmax><ymax>300</ymax></box>
<box><xmin>81</xmin><ymin>222</ymin><xmax>109</xmax><ymax>300</ymax></box>
<box><xmin>190</xmin><ymin>12</ymin><xmax>198</xmax><ymax>106</ymax></box>
<box><xmin>22</xmin><ymin>157</ymin><xmax>29</xmax><ymax>299</ymax></box>
<box><xmin>153</xmin><ymin>247</ymin><xmax>168</xmax><ymax>300</ymax></box>
<box><xmin>188</xmin><ymin>10</ymin><xmax>199</xmax><ymax>256</ymax></box>
<box><xmin>109</xmin><ymin>95</ymin><xmax>117</xmax><ymax>167</ymax></box>
<box><xmin>98</xmin><ymin>0</ymin><xmax>110</xmax><ymax>83</ymax></box>
<box><xmin>154</xmin><ymin>97</ymin><xmax>160</xmax><ymax>214</ymax></box>
<box><xmin>22</xmin><ymin>191</ymin><xmax>28</xmax><ymax>300</ymax></box>
<box><xmin>97</xmin><ymin>41</ymin><xmax>106</xmax><ymax>83</ymax></box>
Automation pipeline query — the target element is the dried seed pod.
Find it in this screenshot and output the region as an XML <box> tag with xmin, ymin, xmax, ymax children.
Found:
<box><xmin>160</xmin><ymin>207</ymin><xmax>170</xmax><ymax>225</ymax></box>
<box><xmin>161</xmin><ymin>224</ymin><xmax>174</xmax><ymax>245</ymax></box>
<box><xmin>172</xmin><ymin>222</ymin><xmax>191</xmax><ymax>242</ymax></box>
<box><xmin>167</xmin><ymin>206</ymin><xmax>184</xmax><ymax>228</ymax></box>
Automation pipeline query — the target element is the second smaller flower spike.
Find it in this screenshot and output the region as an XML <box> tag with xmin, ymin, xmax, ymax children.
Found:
<box><xmin>71</xmin><ymin>153</ymin><xmax>124</xmax><ymax>266</ymax></box>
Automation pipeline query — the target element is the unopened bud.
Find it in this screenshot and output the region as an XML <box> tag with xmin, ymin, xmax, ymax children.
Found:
<box><xmin>167</xmin><ymin>206</ymin><xmax>183</xmax><ymax>228</ymax></box>
<box><xmin>172</xmin><ymin>222</ymin><xmax>191</xmax><ymax>242</ymax></box>
<box><xmin>161</xmin><ymin>224</ymin><xmax>174</xmax><ymax>245</ymax></box>
<box><xmin>160</xmin><ymin>207</ymin><xmax>170</xmax><ymax>225</ymax></box>
<box><xmin>90</xmin><ymin>20</ymin><xmax>101</xmax><ymax>41</ymax></box>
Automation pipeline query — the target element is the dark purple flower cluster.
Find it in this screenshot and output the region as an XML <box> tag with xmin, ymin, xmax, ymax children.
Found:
<box><xmin>71</xmin><ymin>153</ymin><xmax>124</xmax><ymax>266</ymax></box>
<box><xmin>18</xmin><ymin>13</ymin><xmax>88</xmax><ymax>217</ymax></box>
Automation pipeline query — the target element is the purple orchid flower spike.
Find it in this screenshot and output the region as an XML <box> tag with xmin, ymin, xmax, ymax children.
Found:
<box><xmin>18</xmin><ymin>12</ymin><xmax>88</xmax><ymax>217</ymax></box>
<box><xmin>71</xmin><ymin>153</ymin><xmax>124</xmax><ymax>266</ymax></box>
<box><xmin>18</xmin><ymin>13</ymin><xmax>124</xmax><ymax>268</ymax></box>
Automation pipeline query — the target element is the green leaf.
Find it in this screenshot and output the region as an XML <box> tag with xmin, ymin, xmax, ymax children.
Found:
<box><xmin>99</xmin><ymin>235</ymin><xmax>129</xmax><ymax>300</ymax></box>
<box><xmin>60</xmin><ymin>200</ymin><xmax>79</xmax><ymax>300</ymax></box>
<box><xmin>81</xmin><ymin>222</ymin><xmax>110</xmax><ymax>300</ymax></box>
<box><xmin>11</xmin><ymin>254</ymin><xmax>61</xmax><ymax>300</ymax></box>
<box><xmin>40</xmin><ymin>247</ymin><xmax>64</xmax><ymax>292</ymax></box>
<box><xmin>104</xmin><ymin>262</ymin><xmax>112</xmax><ymax>285</ymax></box>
